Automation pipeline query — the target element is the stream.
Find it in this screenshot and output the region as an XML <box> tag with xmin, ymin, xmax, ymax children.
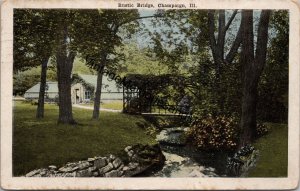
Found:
<box><xmin>147</xmin><ymin>127</ymin><xmax>231</xmax><ymax>177</ymax></box>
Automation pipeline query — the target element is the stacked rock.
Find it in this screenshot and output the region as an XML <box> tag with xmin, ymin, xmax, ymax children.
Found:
<box><xmin>25</xmin><ymin>144</ymin><xmax>165</xmax><ymax>178</ymax></box>
<box><xmin>25</xmin><ymin>155</ymin><xmax>125</xmax><ymax>177</ymax></box>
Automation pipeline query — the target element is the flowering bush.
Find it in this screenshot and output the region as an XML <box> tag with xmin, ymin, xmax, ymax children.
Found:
<box><xmin>186</xmin><ymin>115</ymin><xmax>239</xmax><ymax>150</ymax></box>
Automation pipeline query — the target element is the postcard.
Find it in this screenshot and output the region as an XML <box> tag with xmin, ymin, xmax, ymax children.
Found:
<box><xmin>1</xmin><ymin>0</ymin><xmax>299</xmax><ymax>190</ymax></box>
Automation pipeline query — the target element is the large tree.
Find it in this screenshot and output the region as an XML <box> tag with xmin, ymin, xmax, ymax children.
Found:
<box><xmin>34</xmin><ymin>11</ymin><xmax>56</xmax><ymax>119</ymax></box>
<box><xmin>74</xmin><ymin>9</ymin><xmax>144</xmax><ymax>119</ymax></box>
<box><xmin>239</xmin><ymin>10</ymin><xmax>271</xmax><ymax>146</ymax></box>
<box><xmin>54</xmin><ymin>10</ymin><xmax>77</xmax><ymax>124</ymax></box>
<box><xmin>207</xmin><ymin>10</ymin><xmax>242</xmax><ymax>112</ymax></box>
<box><xmin>14</xmin><ymin>9</ymin><xmax>56</xmax><ymax>118</ymax></box>
<box><xmin>73</xmin><ymin>10</ymin><xmax>121</xmax><ymax>119</ymax></box>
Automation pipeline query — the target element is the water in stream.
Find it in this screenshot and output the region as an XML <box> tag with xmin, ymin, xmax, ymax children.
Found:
<box><xmin>148</xmin><ymin>127</ymin><xmax>231</xmax><ymax>177</ymax></box>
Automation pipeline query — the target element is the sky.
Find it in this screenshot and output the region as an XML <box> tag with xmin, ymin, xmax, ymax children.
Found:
<box><xmin>133</xmin><ymin>9</ymin><xmax>273</xmax><ymax>54</ymax></box>
<box><xmin>134</xmin><ymin>9</ymin><xmax>242</xmax><ymax>51</ymax></box>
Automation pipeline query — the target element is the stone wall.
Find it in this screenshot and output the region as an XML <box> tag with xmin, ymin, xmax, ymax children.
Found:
<box><xmin>25</xmin><ymin>144</ymin><xmax>165</xmax><ymax>177</ymax></box>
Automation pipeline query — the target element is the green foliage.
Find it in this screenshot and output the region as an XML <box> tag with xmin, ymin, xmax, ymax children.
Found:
<box><xmin>149</xmin><ymin>9</ymin><xmax>210</xmax><ymax>53</ymax></box>
<box><xmin>143</xmin><ymin>10</ymin><xmax>244</xmax><ymax>117</ymax></box>
<box><xmin>124</xmin><ymin>97</ymin><xmax>144</xmax><ymax>114</ymax></box>
<box><xmin>122</xmin><ymin>74</ymin><xmax>191</xmax><ymax>114</ymax></box>
<box><xmin>186</xmin><ymin>55</ymin><xmax>242</xmax><ymax>117</ymax></box>
<box><xmin>115</xmin><ymin>43</ymin><xmax>169</xmax><ymax>76</ymax></box>
<box><xmin>73</xmin><ymin>9</ymin><xmax>141</xmax><ymax>72</ymax></box>
<box><xmin>255</xmin><ymin>123</ymin><xmax>269</xmax><ymax>138</ymax></box>
<box><xmin>155</xmin><ymin>117</ymin><xmax>173</xmax><ymax>128</ymax></box>
<box><xmin>137</xmin><ymin>115</ymin><xmax>187</xmax><ymax>137</ymax></box>
<box><xmin>145</xmin><ymin>124</ymin><xmax>160</xmax><ymax>137</ymax></box>
<box><xmin>13</xmin><ymin>66</ymin><xmax>57</xmax><ymax>96</ymax></box>
<box><xmin>21</xmin><ymin>99</ymin><xmax>38</xmax><ymax>105</ymax></box>
<box><xmin>31</xmin><ymin>100</ymin><xmax>39</xmax><ymax>105</ymax></box>
<box><xmin>14</xmin><ymin>9</ymin><xmax>57</xmax><ymax>72</ymax></box>
<box><xmin>72</xmin><ymin>57</ymin><xmax>96</xmax><ymax>75</ymax></box>
<box><xmin>13</xmin><ymin>71</ymin><xmax>39</xmax><ymax>96</ymax></box>
<box><xmin>257</xmin><ymin>10</ymin><xmax>289</xmax><ymax>123</ymax></box>
<box><xmin>186</xmin><ymin>115</ymin><xmax>239</xmax><ymax>150</ymax></box>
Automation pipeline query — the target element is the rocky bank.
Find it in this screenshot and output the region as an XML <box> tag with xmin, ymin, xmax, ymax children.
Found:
<box><xmin>25</xmin><ymin>144</ymin><xmax>165</xmax><ymax>177</ymax></box>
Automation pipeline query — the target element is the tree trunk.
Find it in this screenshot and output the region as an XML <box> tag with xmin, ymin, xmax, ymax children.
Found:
<box><xmin>56</xmin><ymin>25</ymin><xmax>77</xmax><ymax>124</ymax></box>
<box><xmin>36</xmin><ymin>57</ymin><xmax>49</xmax><ymax>118</ymax></box>
<box><xmin>239</xmin><ymin>10</ymin><xmax>271</xmax><ymax>147</ymax></box>
<box><xmin>240</xmin><ymin>73</ymin><xmax>258</xmax><ymax>146</ymax></box>
<box><xmin>92</xmin><ymin>71</ymin><xmax>104</xmax><ymax>119</ymax></box>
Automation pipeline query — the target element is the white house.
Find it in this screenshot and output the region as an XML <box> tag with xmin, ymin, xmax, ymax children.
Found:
<box><xmin>24</xmin><ymin>74</ymin><xmax>123</xmax><ymax>103</ymax></box>
<box><xmin>24</xmin><ymin>81</ymin><xmax>59</xmax><ymax>101</ymax></box>
<box><xmin>71</xmin><ymin>74</ymin><xmax>123</xmax><ymax>104</ymax></box>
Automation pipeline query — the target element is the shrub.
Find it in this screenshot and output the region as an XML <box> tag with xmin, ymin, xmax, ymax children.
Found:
<box><xmin>186</xmin><ymin>115</ymin><xmax>239</xmax><ymax>150</ymax></box>
<box><xmin>124</xmin><ymin>97</ymin><xmax>151</xmax><ymax>114</ymax></box>
<box><xmin>22</xmin><ymin>99</ymin><xmax>38</xmax><ymax>105</ymax></box>
<box><xmin>255</xmin><ymin>123</ymin><xmax>269</xmax><ymax>137</ymax></box>
<box><xmin>226</xmin><ymin>145</ymin><xmax>259</xmax><ymax>176</ymax></box>
<box><xmin>124</xmin><ymin>98</ymin><xmax>141</xmax><ymax>114</ymax></box>
<box><xmin>145</xmin><ymin>124</ymin><xmax>160</xmax><ymax>137</ymax></box>
<box><xmin>142</xmin><ymin>116</ymin><xmax>182</xmax><ymax>129</ymax></box>
<box><xmin>156</xmin><ymin>117</ymin><xmax>172</xmax><ymax>128</ymax></box>
<box><xmin>30</xmin><ymin>99</ymin><xmax>38</xmax><ymax>105</ymax></box>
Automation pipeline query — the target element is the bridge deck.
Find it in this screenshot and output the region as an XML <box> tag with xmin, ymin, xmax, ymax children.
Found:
<box><xmin>141</xmin><ymin>112</ymin><xmax>191</xmax><ymax>117</ymax></box>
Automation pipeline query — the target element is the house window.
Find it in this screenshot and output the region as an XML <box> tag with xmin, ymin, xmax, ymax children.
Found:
<box><xmin>85</xmin><ymin>91</ymin><xmax>91</xmax><ymax>100</ymax></box>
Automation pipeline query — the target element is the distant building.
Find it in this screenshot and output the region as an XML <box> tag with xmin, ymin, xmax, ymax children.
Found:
<box><xmin>24</xmin><ymin>81</ymin><xmax>59</xmax><ymax>101</ymax></box>
<box><xmin>24</xmin><ymin>74</ymin><xmax>123</xmax><ymax>103</ymax></box>
<box><xmin>71</xmin><ymin>74</ymin><xmax>123</xmax><ymax>104</ymax></box>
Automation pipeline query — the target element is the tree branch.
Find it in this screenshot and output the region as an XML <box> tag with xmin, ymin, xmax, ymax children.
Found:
<box><xmin>208</xmin><ymin>10</ymin><xmax>218</xmax><ymax>59</ymax></box>
<box><xmin>217</xmin><ymin>10</ymin><xmax>226</xmax><ymax>58</ymax></box>
<box><xmin>224</xmin><ymin>10</ymin><xmax>238</xmax><ymax>32</ymax></box>
<box><xmin>114</xmin><ymin>15</ymin><xmax>164</xmax><ymax>32</ymax></box>
<box><xmin>255</xmin><ymin>10</ymin><xmax>271</xmax><ymax>74</ymax></box>
<box><xmin>225</xmin><ymin>24</ymin><xmax>242</xmax><ymax>63</ymax></box>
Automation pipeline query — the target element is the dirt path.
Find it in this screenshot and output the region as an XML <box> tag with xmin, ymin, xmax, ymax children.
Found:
<box><xmin>73</xmin><ymin>104</ymin><xmax>122</xmax><ymax>113</ymax></box>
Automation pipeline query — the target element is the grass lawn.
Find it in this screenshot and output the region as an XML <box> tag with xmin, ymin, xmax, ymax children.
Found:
<box><xmin>248</xmin><ymin>123</ymin><xmax>288</xmax><ymax>177</ymax></box>
<box><xmin>13</xmin><ymin>101</ymin><xmax>156</xmax><ymax>176</ymax></box>
<box><xmin>101</xmin><ymin>100</ymin><xmax>123</xmax><ymax>110</ymax></box>
<box><xmin>82</xmin><ymin>100</ymin><xmax>123</xmax><ymax>110</ymax></box>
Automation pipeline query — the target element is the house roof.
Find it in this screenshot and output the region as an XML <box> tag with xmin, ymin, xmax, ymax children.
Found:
<box><xmin>77</xmin><ymin>74</ymin><xmax>97</xmax><ymax>87</ymax></box>
<box><xmin>25</xmin><ymin>74</ymin><xmax>123</xmax><ymax>94</ymax></box>
<box><xmin>25</xmin><ymin>82</ymin><xmax>58</xmax><ymax>93</ymax></box>
<box><xmin>75</xmin><ymin>74</ymin><xmax>122</xmax><ymax>93</ymax></box>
